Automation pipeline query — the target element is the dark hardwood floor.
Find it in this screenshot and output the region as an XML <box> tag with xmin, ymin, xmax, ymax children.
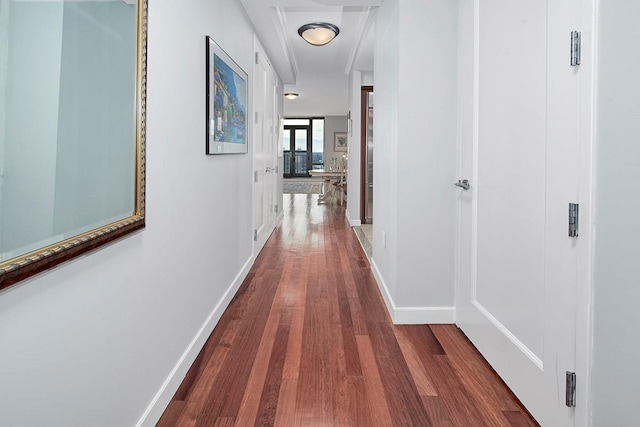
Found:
<box><xmin>157</xmin><ymin>194</ymin><xmax>539</xmax><ymax>426</ymax></box>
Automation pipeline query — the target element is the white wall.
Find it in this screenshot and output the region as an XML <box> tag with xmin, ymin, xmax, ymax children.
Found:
<box><xmin>372</xmin><ymin>0</ymin><xmax>458</xmax><ymax>323</ymax></box>
<box><xmin>591</xmin><ymin>0</ymin><xmax>640</xmax><ymax>424</ymax></box>
<box><xmin>372</xmin><ymin>0</ymin><xmax>399</xmax><ymax>307</ymax></box>
<box><xmin>323</xmin><ymin>115</ymin><xmax>347</xmax><ymax>169</ymax></box>
<box><xmin>396</xmin><ymin>0</ymin><xmax>457</xmax><ymax>311</ymax></box>
<box><xmin>0</xmin><ymin>0</ymin><xmax>262</xmax><ymax>425</ymax></box>
<box><xmin>283</xmin><ymin>72</ymin><xmax>348</xmax><ymax>117</ymax></box>
<box><xmin>362</xmin><ymin>71</ymin><xmax>373</xmax><ymax>86</ymax></box>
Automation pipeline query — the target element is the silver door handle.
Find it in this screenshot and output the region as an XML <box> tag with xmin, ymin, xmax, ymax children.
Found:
<box><xmin>454</xmin><ymin>179</ymin><xmax>470</xmax><ymax>190</ymax></box>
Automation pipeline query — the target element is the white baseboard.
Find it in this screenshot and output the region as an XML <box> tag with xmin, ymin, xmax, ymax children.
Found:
<box><xmin>370</xmin><ymin>258</ymin><xmax>456</xmax><ymax>325</ymax></box>
<box><xmin>345</xmin><ymin>210</ymin><xmax>361</xmax><ymax>227</ymax></box>
<box><xmin>135</xmin><ymin>255</ymin><xmax>254</xmax><ymax>427</ymax></box>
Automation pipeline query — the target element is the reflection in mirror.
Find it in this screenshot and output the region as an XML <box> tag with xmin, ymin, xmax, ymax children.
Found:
<box><xmin>0</xmin><ymin>0</ymin><xmax>146</xmax><ymax>290</ymax></box>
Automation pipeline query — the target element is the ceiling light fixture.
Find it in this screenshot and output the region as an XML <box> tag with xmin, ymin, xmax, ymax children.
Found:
<box><xmin>284</xmin><ymin>93</ymin><xmax>299</xmax><ymax>100</ymax></box>
<box><xmin>297</xmin><ymin>22</ymin><xmax>340</xmax><ymax>46</ymax></box>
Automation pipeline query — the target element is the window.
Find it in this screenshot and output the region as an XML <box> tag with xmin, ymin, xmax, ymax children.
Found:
<box><xmin>312</xmin><ymin>119</ymin><xmax>324</xmax><ymax>170</ymax></box>
<box><xmin>282</xmin><ymin>118</ymin><xmax>324</xmax><ymax>176</ymax></box>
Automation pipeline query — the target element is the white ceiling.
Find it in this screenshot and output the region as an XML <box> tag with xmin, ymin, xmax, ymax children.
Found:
<box><xmin>239</xmin><ymin>0</ymin><xmax>380</xmax><ymax>116</ymax></box>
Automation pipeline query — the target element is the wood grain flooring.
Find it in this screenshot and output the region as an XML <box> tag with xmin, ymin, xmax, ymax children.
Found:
<box><xmin>157</xmin><ymin>194</ymin><xmax>539</xmax><ymax>426</ymax></box>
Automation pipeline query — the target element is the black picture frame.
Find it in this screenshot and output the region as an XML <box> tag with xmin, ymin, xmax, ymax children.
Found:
<box><xmin>205</xmin><ymin>37</ymin><xmax>248</xmax><ymax>154</ymax></box>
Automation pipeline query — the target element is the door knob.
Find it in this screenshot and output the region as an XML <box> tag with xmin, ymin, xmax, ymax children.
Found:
<box><xmin>454</xmin><ymin>179</ymin><xmax>470</xmax><ymax>190</ymax></box>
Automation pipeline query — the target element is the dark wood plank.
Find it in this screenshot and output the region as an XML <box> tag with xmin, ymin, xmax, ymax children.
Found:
<box><xmin>401</xmin><ymin>324</ymin><xmax>446</xmax><ymax>355</ymax></box>
<box><xmin>356</xmin><ymin>335</ymin><xmax>394</xmax><ymax>426</ymax></box>
<box><xmin>503</xmin><ymin>410</ymin><xmax>540</xmax><ymax>427</ymax></box>
<box><xmin>156</xmin><ymin>400</ymin><xmax>186</xmax><ymax>427</ymax></box>
<box><xmin>430</xmin><ymin>355</ymin><xmax>494</xmax><ymax>427</ymax></box>
<box><xmin>196</xmin><ymin>265</ymin><xmax>284</xmax><ymax>423</ymax></box>
<box><xmin>273</xmin><ymin>378</ymin><xmax>297</xmax><ymax>425</ymax></box>
<box><xmin>253</xmin><ymin>292</ymin><xmax>293</xmax><ymax>426</ymax></box>
<box><xmin>421</xmin><ymin>396</ymin><xmax>455</xmax><ymax>427</ymax></box>
<box><xmin>158</xmin><ymin>194</ymin><xmax>539</xmax><ymax>427</ymax></box>
<box><xmin>370</xmin><ymin>322</ymin><xmax>434</xmax><ymax>426</ymax></box>
<box><xmin>430</xmin><ymin>325</ymin><xmax>529</xmax><ymax>414</ymax></box>
<box><xmin>393</xmin><ymin>325</ymin><xmax>438</xmax><ymax>397</ymax></box>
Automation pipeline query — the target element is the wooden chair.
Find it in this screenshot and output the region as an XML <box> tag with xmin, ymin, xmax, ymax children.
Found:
<box><xmin>332</xmin><ymin>166</ymin><xmax>347</xmax><ymax>205</ymax></box>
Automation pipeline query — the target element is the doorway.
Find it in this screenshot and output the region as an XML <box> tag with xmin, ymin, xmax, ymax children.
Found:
<box><xmin>360</xmin><ymin>86</ymin><xmax>373</xmax><ymax>224</ymax></box>
<box><xmin>252</xmin><ymin>37</ymin><xmax>277</xmax><ymax>253</ymax></box>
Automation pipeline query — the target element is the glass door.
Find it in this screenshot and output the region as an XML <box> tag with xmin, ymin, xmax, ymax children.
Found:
<box><xmin>283</xmin><ymin>126</ymin><xmax>311</xmax><ymax>177</ymax></box>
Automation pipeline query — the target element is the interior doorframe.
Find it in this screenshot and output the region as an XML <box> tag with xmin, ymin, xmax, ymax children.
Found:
<box><xmin>360</xmin><ymin>86</ymin><xmax>373</xmax><ymax>224</ymax></box>
<box><xmin>252</xmin><ymin>37</ymin><xmax>278</xmax><ymax>255</ymax></box>
<box><xmin>574</xmin><ymin>0</ymin><xmax>596</xmax><ymax>422</ymax></box>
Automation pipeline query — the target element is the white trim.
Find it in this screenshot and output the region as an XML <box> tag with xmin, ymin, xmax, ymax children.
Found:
<box><xmin>575</xmin><ymin>0</ymin><xmax>597</xmax><ymax>424</ymax></box>
<box><xmin>370</xmin><ymin>258</ymin><xmax>456</xmax><ymax>325</ymax></box>
<box><xmin>346</xmin><ymin>210</ymin><xmax>361</xmax><ymax>227</ymax></box>
<box><xmin>472</xmin><ymin>300</ymin><xmax>543</xmax><ymax>369</ymax></box>
<box><xmin>393</xmin><ymin>306</ymin><xmax>456</xmax><ymax>325</ymax></box>
<box><xmin>471</xmin><ymin>0</ymin><xmax>480</xmax><ymax>303</ymax></box>
<box><xmin>135</xmin><ymin>255</ymin><xmax>254</xmax><ymax>427</ymax></box>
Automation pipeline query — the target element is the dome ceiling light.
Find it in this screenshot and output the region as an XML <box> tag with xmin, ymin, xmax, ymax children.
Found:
<box><xmin>297</xmin><ymin>22</ymin><xmax>340</xmax><ymax>46</ymax></box>
<box><xmin>284</xmin><ymin>93</ymin><xmax>299</xmax><ymax>100</ymax></box>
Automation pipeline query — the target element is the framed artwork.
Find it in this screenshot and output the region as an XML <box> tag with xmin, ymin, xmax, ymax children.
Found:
<box><xmin>334</xmin><ymin>132</ymin><xmax>348</xmax><ymax>152</ymax></box>
<box><xmin>206</xmin><ymin>36</ymin><xmax>248</xmax><ymax>154</ymax></box>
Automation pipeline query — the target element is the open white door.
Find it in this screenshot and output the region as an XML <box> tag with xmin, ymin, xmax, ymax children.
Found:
<box><xmin>456</xmin><ymin>1</ymin><xmax>587</xmax><ymax>425</ymax></box>
<box><xmin>253</xmin><ymin>38</ymin><xmax>277</xmax><ymax>253</ymax></box>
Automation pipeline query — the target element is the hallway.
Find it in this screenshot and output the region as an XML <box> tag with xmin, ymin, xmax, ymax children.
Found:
<box><xmin>158</xmin><ymin>194</ymin><xmax>538</xmax><ymax>426</ymax></box>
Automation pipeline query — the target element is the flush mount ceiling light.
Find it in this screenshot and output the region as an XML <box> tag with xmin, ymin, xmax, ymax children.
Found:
<box><xmin>297</xmin><ymin>22</ymin><xmax>340</xmax><ymax>46</ymax></box>
<box><xmin>284</xmin><ymin>93</ymin><xmax>299</xmax><ymax>100</ymax></box>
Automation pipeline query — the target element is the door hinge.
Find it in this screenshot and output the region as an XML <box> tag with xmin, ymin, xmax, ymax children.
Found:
<box><xmin>275</xmin><ymin>204</ymin><xmax>278</xmax><ymax>213</ymax></box>
<box><xmin>255</xmin><ymin>111</ymin><xmax>259</xmax><ymax>124</ymax></box>
<box><xmin>566</xmin><ymin>371</ymin><xmax>576</xmax><ymax>407</ymax></box>
<box><xmin>255</xmin><ymin>52</ymin><xmax>259</xmax><ymax>64</ymax></box>
<box><xmin>569</xmin><ymin>203</ymin><xmax>579</xmax><ymax>237</ymax></box>
<box><xmin>570</xmin><ymin>31</ymin><xmax>581</xmax><ymax>66</ymax></box>
<box><xmin>254</xmin><ymin>170</ymin><xmax>259</xmax><ymax>183</ymax></box>
<box><xmin>253</xmin><ymin>229</ymin><xmax>257</xmax><ymax>241</ymax></box>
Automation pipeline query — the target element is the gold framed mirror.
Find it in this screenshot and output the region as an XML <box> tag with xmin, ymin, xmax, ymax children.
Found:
<box><xmin>0</xmin><ymin>0</ymin><xmax>147</xmax><ymax>290</ymax></box>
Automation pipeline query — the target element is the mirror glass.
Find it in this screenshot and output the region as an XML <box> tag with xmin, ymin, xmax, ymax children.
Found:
<box><xmin>0</xmin><ymin>0</ymin><xmax>146</xmax><ymax>289</ymax></box>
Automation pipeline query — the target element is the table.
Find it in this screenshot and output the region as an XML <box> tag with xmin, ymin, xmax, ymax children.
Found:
<box><xmin>308</xmin><ymin>169</ymin><xmax>345</xmax><ymax>204</ymax></box>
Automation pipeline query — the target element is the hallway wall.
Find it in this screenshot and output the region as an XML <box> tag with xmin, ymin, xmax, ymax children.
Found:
<box><xmin>591</xmin><ymin>0</ymin><xmax>640</xmax><ymax>423</ymax></box>
<box><xmin>0</xmin><ymin>0</ymin><xmax>260</xmax><ymax>425</ymax></box>
<box><xmin>323</xmin><ymin>115</ymin><xmax>348</xmax><ymax>170</ymax></box>
<box><xmin>372</xmin><ymin>0</ymin><xmax>458</xmax><ymax>323</ymax></box>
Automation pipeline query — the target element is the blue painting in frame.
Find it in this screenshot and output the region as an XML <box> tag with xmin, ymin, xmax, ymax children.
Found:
<box><xmin>206</xmin><ymin>36</ymin><xmax>248</xmax><ymax>154</ymax></box>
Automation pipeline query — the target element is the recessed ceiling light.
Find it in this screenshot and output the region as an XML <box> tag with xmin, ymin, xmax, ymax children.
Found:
<box><xmin>284</xmin><ymin>93</ymin><xmax>299</xmax><ymax>100</ymax></box>
<box><xmin>297</xmin><ymin>22</ymin><xmax>340</xmax><ymax>46</ymax></box>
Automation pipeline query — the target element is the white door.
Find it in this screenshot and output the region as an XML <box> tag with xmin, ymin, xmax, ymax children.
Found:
<box><xmin>456</xmin><ymin>1</ymin><xmax>583</xmax><ymax>425</ymax></box>
<box><xmin>253</xmin><ymin>39</ymin><xmax>277</xmax><ymax>253</ymax></box>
